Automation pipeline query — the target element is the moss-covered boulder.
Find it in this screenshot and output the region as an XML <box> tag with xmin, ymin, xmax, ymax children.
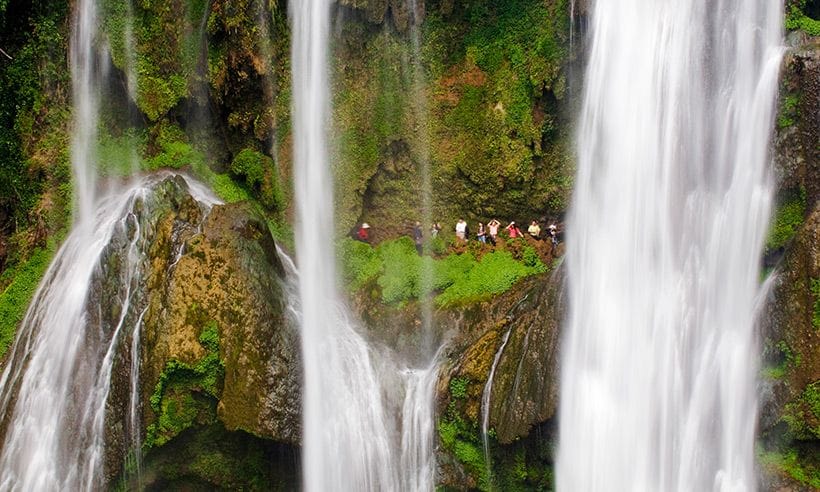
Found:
<box><xmin>139</xmin><ymin>183</ymin><xmax>300</xmax><ymax>447</ymax></box>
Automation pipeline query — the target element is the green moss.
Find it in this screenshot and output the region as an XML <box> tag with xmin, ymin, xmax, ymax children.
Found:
<box><xmin>766</xmin><ymin>193</ymin><xmax>806</xmax><ymax>251</ymax></box>
<box><xmin>777</xmin><ymin>94</ymin><xmax>800</xmax><ymax>129</ymax></box>
<box><xmin>0</xmin><ymin>247</ymin><xmax>54</xmax><ymax>358</ymax></box>
<box><xmin>782</xmin><ymin>381</ymin><xmax>820</xmax><ymax>440</ymax></box>
<box><xmin>230</xmin><ymin>148</ymin><xmax>283</xmax><ymax>211</ymax></box>
<box><xmin>435</xmin><ymin>250</ymin><xmax>546</xmax><ymax>307</ymax></box>
<box><xmin>759</xmin><ymin>446</ymin><xmax>820</xmax><ymax>489</ymax></box>
<box><xmin>96</xmin><ymin>129</ymin><xmax>148</xmax><ymax>177</ymax></box>
<box><xmin>145</xmin><ymin>319</ymin><xmax>225</xmax><ymax>449</ymax></box>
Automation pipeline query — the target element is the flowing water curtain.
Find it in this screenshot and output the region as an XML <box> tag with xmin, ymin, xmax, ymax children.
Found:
<box><xmin>558</xmin><ymin>1</ymin><xmax>783</xmax><ymax>491</ymax></box>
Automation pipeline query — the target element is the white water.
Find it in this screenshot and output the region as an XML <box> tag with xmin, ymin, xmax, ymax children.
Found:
<box><xmin>70</xmin><ymin>0</ymin><xmax>101</xmax><ymax>224</ymax></box>
<box><xmin>558</xmin><ymin>1</ymin><xmax>783</xmax><ymax>491</ymax></box>
<box><xmin>291</xmin><ymin>0</ymin><xmax>439</xmax><ymax>488</ymax></box>
<box><xmin>480</xmin><ymin>325</ymin><xmax>513</xmax><ymax>487</ymax></box>
<box><xmin>0</xmin><ymin>174</ymin><xmax>218</xmax><ymax>490</ymax></box>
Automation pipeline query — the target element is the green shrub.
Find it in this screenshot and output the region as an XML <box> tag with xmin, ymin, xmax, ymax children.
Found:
<box><xmin>377</xmin><ymin>237</ymin><xmax>422</xmax><ymax>303</ymax></box>
<box><xmin>786</xmin><ymin>2</ymin><xmax>820</xmax><ymax>36</ymax></box>
<box><xmin>811</xmin><ymin>277</ymin><xmax>820</xmax><ymax>330</ymax></box>
<box><xmin>230</xmin><ymin>148</ymin><xmax>283</xmax><ymax>211</ymax></box>
<box><xmin>338</xmin><ymin>238</ymin><xmax>383</xmax><ymax>290</ymax></box>
<box><xmin>759</xmin><ymin>446</ymin><xmax>820</xmax><ymax>489</ymax></box>
<box><xmin>436</xmin><ymin>250</ymin><xmax>542</xmax><ymax>307</ymax></box>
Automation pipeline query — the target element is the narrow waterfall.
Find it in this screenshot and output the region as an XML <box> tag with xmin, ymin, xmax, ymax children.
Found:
<box><xmin>480</xmin><ymin>325</ymin><xmax>513</xmax><ymax>487</ymax></box>
<box><xmin>291</xmin><ymin>0</ymin><xmax>396</xmax><ymax>489</ymax></box>
<box><xmin>291</xmin><ymin>0</ymin><xmax>439</xmax><ymax>489</ymax></box>
<box><xmin>558</xmin><ymin>1</ymin><xmax>783</xmax><ymax>491</ymax></box>
<box><xmin>70</xmin><ymin>0</ymin><xmax>101</xmax><ymax>224</ymax></box>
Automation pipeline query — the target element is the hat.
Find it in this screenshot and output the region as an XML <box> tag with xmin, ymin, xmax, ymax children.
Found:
<box><xmin>362</xmin><ymin>223</ymin><xmax>370</xmax><ymax>228</ymax></box>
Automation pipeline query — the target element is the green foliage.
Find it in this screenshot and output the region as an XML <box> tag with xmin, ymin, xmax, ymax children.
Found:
<box><xmin>436</xmin><ymin>251</ymin><xmax>545</xmax><ymax>307</ymax></box>
<box><xmin>337</xmin><ymin>237</ymin><xmax>547</xmax><ymax>305</ymax></box>
<box><xmin>210</xmin><ymin>174</ymin><xmax>252</xmax><ymax>204</ymax></box>
<box><xmin>778</xmin><ymin>94</ymin><xmax>800</xmax><ymax>129</ymax></box>
<box><xmin>0</xmin><ymin>247</ymin><xmax>54</xmax><ymax>358</ymax></box>
<box><xmin>0</xmin><ymin>4</ymin><xmax>69</xmax><ymax>232</ymax></box>
<box><xmin>786</xmin><ymin>1</ymin><xmax>820</xmax><ymax>36</ymax></box>
<box><xmin>230</xmin><ymin>148</ymin><xmax>283</xmax><ymax>211</ymax></box>
<box><xmin>782</xmin><ymin>381</ymin><xmax>820</xmax><ymax>440</ymax></box>
<box><xmin>438</xmin><ymin>416</ymin><xmax>490</xmax><ymax>490</ymax></box>
<box><xmin>377</xmin><ymin>237</ymin><xmax>424</xmax><ymax>303</ymax></box>
<box><xmin>338</xmin><ymin>238</ymin><xmax>383</xmax><ymax>290</ymax></box>
<box><xmin>811</xmin><ymin>277</ymin><xmax>820</xmax><ymax>330</ymax></box>
<box><xmin>766</xmin><ymin>193</ymin><xmax>806</xmax><ymax>251</ymax></box>
<box><xmin>145</xmin><ymin>319</ymin><xmax>224</xmax><ymax>449</ymax></box>
<box><xmin>96</xmin><ymin>129</ymin><xmax>147</xmax><ymax>176</ymax></box>
<box><xmin>758</xmin><ymin>446</ymin><xmax>820</xmax><ymax>489</ymax></box>
<box><xmin>449</xmin><ymin>377</ymin><xmax>469</xmax><ymax>400</ymax></box>
<box><xmin>147</xmin><ymin>122</ymin><xmax>205</xmax><ymax>170</ymax></box>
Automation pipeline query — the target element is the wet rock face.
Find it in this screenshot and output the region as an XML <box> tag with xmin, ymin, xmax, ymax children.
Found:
<box><xmin>140</xmin><ymin>183</ymin><xmax>301</xmax><ymax>445</ymax></box>
<box><xmin>88</xmin><ymin>175</ymin><xmax>299</xmax><ymax>486</ymax></box>
<box><xmin>775</xmin><ymin>34</ymin><xmax>820</xmax><ymax>204</ymax></box>
<box><xmin>760</xmin><ymin>206</ymin><xmax>820</xmax><ymax>437</ymax></box>
<box><xmin>336</xmin><ymin>0</ymin><xmax>422</xmax><ymax>31</ymax></box>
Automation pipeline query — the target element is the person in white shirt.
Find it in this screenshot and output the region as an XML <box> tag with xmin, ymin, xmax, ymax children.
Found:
<box><xmin>455</xmin><ymin>219</ymin><xmax>467</xmax><ymax>241</ymax></box>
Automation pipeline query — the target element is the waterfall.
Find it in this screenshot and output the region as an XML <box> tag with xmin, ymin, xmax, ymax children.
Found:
<box><xmin>480</xmin><ymin>325</ymin><xmax>514</xmax><ymax>488</ymax></box>
<box><xmin>557</xmin><ymin>1</ymin><xmax>783</xmax><ymax>491</ymax></box>
<box><xmin>291</xmin><ymin>0</ymin><xmax>395</xmax><ymax>488</ymax></box>
<box><xmin>291</xmin><ymin>1</ymin><xmax>440</xmax><ymax>488</ymax></box>
<box><xmin>70</xmin><ymin>0</ymin><xmax>101</xmax><ymax>224</ymax></box>
<box><xmin>0</xmin><ymin>174</ymin><xmax>220</xmax><ymax>490</ymax></box>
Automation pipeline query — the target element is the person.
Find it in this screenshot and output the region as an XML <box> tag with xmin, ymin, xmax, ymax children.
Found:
<box><xmin>413</xmin><ymin>221</ymin><xmax>424</xmax><ymax>255</ymax></box>
<box><xmin>431</xmin><ymin>222</ymin><xmax>441</xmax><ymax>238</ymax></box>
<box><xmin>455</xmin><ymin>219</ymin><xmax>467</xmax><ymax>241</ymax></box>
<box><xmin>357</xmin><ymin>222</ymin><xmax>370</xmax><ymax>242</ymax></box>
<box><xmin>487</xmin><ymin>219</ymin><xmax>501</xmax><ymax>245</ymax></box>
<box><xmin>548</xmin><ymin>223</ymin><xmax>558</xmax><ymax>247</ymax></box>
<box><xmin>505</xmin><ymin>221</ymin><xmax>522</xmax><ymax>238</ymax></box>
<box><xmin>476</xmin><ymin>222</ymin><xmax>487</xmax><ymax>243</ymax></box>
<box><xmin>528</xmin><ymin>220</ymin><xmax>541</xmax><ymax>239</ymax></box>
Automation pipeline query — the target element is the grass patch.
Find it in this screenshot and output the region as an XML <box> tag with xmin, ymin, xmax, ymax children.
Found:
<box><xmin>337</xmin><ymin>237</ymin><xmax>547</xmax><ymax>306</ymax></box>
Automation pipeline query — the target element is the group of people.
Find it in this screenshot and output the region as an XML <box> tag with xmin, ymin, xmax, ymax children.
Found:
<box><xmin>357</xmin><ymin>218</ymin><xmax>561</xmax><ymax>256</ymax></box>
<box><xmin>457</xmin><ymin>218</ymin><xmax>559</xmax><ymax>247</ymax></box>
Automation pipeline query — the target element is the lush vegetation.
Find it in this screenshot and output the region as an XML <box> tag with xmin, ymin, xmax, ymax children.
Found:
<box><xmin>0</xmin><ymin>246</ymin><xmax>54</xmax><ymax>358</ymax></box>
<box><xmin>759</xmin><ymin>446</ymin><xmax>820</xmax><ymax>489</ymax></box>
<box><xmin>786</xmin><ymin>0</ymin><xmax>820</xmax><ymax>36</ymax></box>
<box><xmin>337</xmin><ymin>237</ymin><xmax>547</xmax><ymax>306</ymax></box>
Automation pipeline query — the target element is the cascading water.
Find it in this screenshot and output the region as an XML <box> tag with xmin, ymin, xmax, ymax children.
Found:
<box><xmin>558</xmin><ymin>1</ymin><xmax>783</xmax><ymax>491</ymax></box>
<box><xmin>0</xmin><ymin>174</ymin><xmax>220</xmax><ymax>490</ymax></box>
<box><xmin>291</xmin><ymin>0</ymin><xmax>439</xmax><ymax>489</ymax></box>
<box><xmin>291</xmin><ymin>0</ymin><xmax>398</xmax><ymax>489</ymax></box>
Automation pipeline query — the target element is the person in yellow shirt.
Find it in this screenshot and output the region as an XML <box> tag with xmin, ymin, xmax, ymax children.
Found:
<box><xmin>528</xmin><ymin>220</ymin><xmax>541</xmax><ymax>239</ymax></box>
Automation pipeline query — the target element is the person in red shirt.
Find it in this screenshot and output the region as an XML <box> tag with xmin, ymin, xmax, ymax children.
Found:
<box><xmin>357</xmin><ymin>223</ymin><xmax>371</xmax><ymax>242</ymax></box>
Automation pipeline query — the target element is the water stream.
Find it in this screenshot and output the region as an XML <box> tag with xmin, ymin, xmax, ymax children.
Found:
<box><xmin>558</xmin><ymin>1</ymin><xmax>783</xmax><ymax>490</ymax></box>
<box><xmin>291</xmin><ymin>0</ymin><xmax>439</xmax><ymax>489</ymax></box>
